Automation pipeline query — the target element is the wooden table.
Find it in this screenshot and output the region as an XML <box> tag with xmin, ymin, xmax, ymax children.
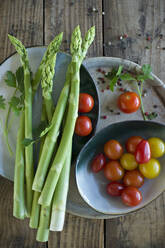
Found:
<box><xmin>0</xmin><ymin>1</ymin><xmax>165</xmax><ymax>247</ymax></box>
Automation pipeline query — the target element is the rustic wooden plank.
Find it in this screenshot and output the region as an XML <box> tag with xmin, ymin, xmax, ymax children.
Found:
<box><xmin>49</xmin><ymin>214</ymin><xmax>104</xmax><ymax>248</ymax></box>
<box><xmin>45</xmin><ymin>0</ymin><xmax>103</xmax><ymax>57</ymax></box>
<box><xmin>0</xmin><ymin>0</ymin><xmax>45</xmax><ymax>247</ymax></box>
<box><xmin>45</xmin><ymin>1</ymin><xmax>104</xmax><ymax>247</ymax></box>
<box><xmin>0</xmin><ymin>176</ymin><xmax>46</xmax><ymax>248</ymax></box>
<box><xmin>0</xmin><ymin>0</ymin><xmax>43</xmax><ymax>63</ymax></box>
<box><xmin>103</xmin><ymin>0</ymin><xmax>165</xmax><ymax>247</ymax></box>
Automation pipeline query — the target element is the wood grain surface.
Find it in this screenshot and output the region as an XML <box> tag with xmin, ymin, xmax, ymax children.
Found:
<box><xmin>0</xmin><ymin>0</ymin><xmax>165</xmax><ymax>247</ymax></box>
<box><xmin>104</xmin><ymin>1</ymin><xmax>165</xmax><ymax>247</ymax></box>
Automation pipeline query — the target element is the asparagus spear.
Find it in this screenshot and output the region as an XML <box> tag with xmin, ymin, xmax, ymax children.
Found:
<box><xmin>13</xmin><ymin>112</ymin><xmax>25</xmax><ymax>219</ymax></box>
<box><xmin>32</xmin><ymin>65</ymin><xmax>71</xmax><ymax>192</ymax></box>
<box><xmin>38</xmin><ymin>26</ymin><xmax>95</xmax><ymax>206</ymax></box>
<box><xmin>8</xmin><ymin>35</ymin><xmax>33</xmax><ymax>216</ymax></box>
<box><xmin>41</xmin><ymin>55</ymin><xmax>56</xmax><ymax>122</ymax></box>
<box><xmin>30</xmin><ymin>34</ymin><xmax>63</xmax><ymax>227</ymax></box>
<box><xmin>50</xmin><ymin>143</ymin><xmax>72</xmax><ymax>231</ymax></box>
<box><xmin>10</xmin><ymin>33</ymin><xmax>63</xmax><ymax>219</ymax></box>
<box><xmin>32</xmin><ymin>32</ymin><xmax>63</xmax><ymax>94</ymax></box>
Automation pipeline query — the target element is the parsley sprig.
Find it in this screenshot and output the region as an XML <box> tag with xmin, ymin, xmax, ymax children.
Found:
<box><xmin>106</xmin><ymin>64</ymin><xmax>155</xmax><ymax>121</ymax></box>
<box><xmin>0</xmin><ymin>67</ymin><xmax>25</xmax><ymax>156</ymax></box>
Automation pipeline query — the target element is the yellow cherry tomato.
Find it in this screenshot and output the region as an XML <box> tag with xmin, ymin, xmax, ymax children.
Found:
<box><xmin>148</xmin><ymin>137</ymin><xmax>165</xmax><ymax>158</ymax></box>
<box><xmin>120</xmin><ymin>153</ymin><xmax>138</xmax><ymax>170</ymax></box>
<box><xmin>139</xmin><ymin>158</ymin><xmax>160</xmax><ymax>179</ymax></box>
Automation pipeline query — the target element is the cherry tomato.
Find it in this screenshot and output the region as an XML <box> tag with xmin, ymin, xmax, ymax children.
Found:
<box><xmin>104</xmin><ymin>161</ymin><xmax>124</xmax><ymax>181</ymax></box>
<box><xmin>139</xmin><ymin>158</ymin><xmax>160</xmax><ymax>179</ymax></box>
<box><xmin>118</xmin><ymin>91</ymin><xmax>140</xmax><ymax>114</ymax></box>
<box><xmin>75</xmin><ymin>116</ymin><xmax>92</xmax><ymax>136</ymax></box>
<box><xmin>120</xmin><ymin>153</ymin><xmax>138</xmax><ymax>170</ymax></box>
<box><xmin>121</xmin><ymin>186</ymin><xmax>142</xmax><ymax>207</ymax></box>
<box><xmin>126</xmin><ymin>136</ymin><xmax>143</xmax><ymax>154</ymax></box>
<box><xmin>104</xmin><ymin>140</ymin><xmax>123</xmax><ymax>160</ymax></box>
<box><xmin>107</xmin><ymin>182</ymin><xmax>125</xmax><ymax>196</ymax></box>
<box><xmin>78</xmin><ymin>93</ymin><xmax>94</xmax><ymax>113</ymax></box>
<box><xmin>123</xmin><ymin>170</ymin><xmax>144</xmax><ymax>188</ymax></box>
<box><xmin>148</xmin><ymin>137</ymin><xmax>165</xmax><ymax>158</ymax></box>
<box><xmin>91</xmin><ymin>153</ymin><xmax>106</xmax><ymax>173</ymax></box>
<box><xmin>135</xmin><ymin>139</ymin><xmax>151</xmax><ymax>163</ymax></box>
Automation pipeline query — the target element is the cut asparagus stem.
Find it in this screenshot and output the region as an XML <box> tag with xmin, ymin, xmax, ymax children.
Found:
<box><xmin>36</xmin><ymin>205</ymin><xmax>52</xmax><ymax>242</ymax></box>
<box><xmin>13</xmin><ymin>112</ymin><xmax>25</xmax><ymax>219</ymax></box>
<box><xmin>8</xmin><ymin>35</ymin><xmax>34</xmax><ymax>216</ymax></box>
<box><xmin>29</xmin><ymin>191</ymin><xmax>40</xmax><ymax>228</ymax></box>
<box><xmin>38</xmin><ymin>26</ymin><xmax>95</xmax><ymax>206</ymax></box>
<box><xmin>50</xmin><ymin>143</ymin><xmax>72</xmax><ymax>231</ymax></box>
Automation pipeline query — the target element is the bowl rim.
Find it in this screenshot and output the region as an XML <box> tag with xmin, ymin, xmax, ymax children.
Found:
<box><xmin>76</xmin><ymin>119</ymin><xmax>165</xmax><ymax>216</ymax></box>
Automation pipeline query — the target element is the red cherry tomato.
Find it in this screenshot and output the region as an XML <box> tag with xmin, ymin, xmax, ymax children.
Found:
<box><xmin>121</xmin><ymin>186</ymin><xmax>142</xmax><ymax>206</ymax></box>
<box><xmin>104</xmin><ymin>161</ymin><xmax>124</xmax><ymax>181</ymax></box>
<box><xmin>78</xmin><ymin>93</ymin><xmax>94</xmax><ymax>113</ymax></box>
<box><xmin>104</xmin><ymin>140</ymin><xmax>123</xmax><ymax>160</ymax></box>
<box><xmin>126</xmin><ymin>136</ymin><xmax>143</xmax><ymax>154</ymax></box>
<box><xmin>107</xmin><ymin>182</ymin><xmax>125</xmax><ymax>196</ymax></box>
<box><xmin>135</xmin><ymin>139</ymin><xmax>151</xmax><ymax>163</ymax></box>
<box><xmin>91</xmin><ymin>153</ymin><xmax>106</xmax><ymax>173</ymax></box>
<box><xmin>123</xmin><ymin>170</ymin><xmax>144</xmax><ymax>188</ymax></box>
<box><xmin>118</xmin><ymin>92</ymin><xmax>140</xmax><ymax>113</ymax></box>
<box><xmin>75</xmin><ymin>116</ymin><xmax>92</xmax><ymax>136</ymax></box>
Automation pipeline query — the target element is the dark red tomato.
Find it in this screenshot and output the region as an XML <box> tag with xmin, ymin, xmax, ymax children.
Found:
<box><xmin>104</xmin><ymin>140</ymin><xmax>123</xmax><ymax>160</ymax></box>
<box><xmin>118</xmin><ymin>92</ymin><xmax>140</xmax><ymax>114</ymax></box>
<box><xmin>135</xmin><ymin>139</ymin><xmax>151</xmax><ymax>163</ymax></box>
<box><xmin>91</xmin><ymin>153</ymin><xmax>106</xmax><ymax>173</ymax></box>
<box><xmin>104</xmin><ymin>161</ymin><xmax>124</xmax><ymax>181</ymax></box>
<box><xmin>107</xmin><ymin>182</ymin><xmax>125</xmax><ymax>196</ymax></box>
<box><xmin>121</xmin><ymin>186</ymin><xmax>142</xmax><ymax>206</ymax></box>
<box><xmin>123</xmin><ymin>170</ymin><xmax>144</xmax><ymax>188</ymax></box>
<box><xmin>75</xmin><ymin>116</ymin><xmax>92</xmax><ymax>136</ymax></box>
<box><xmin>78</xmin><ymin>93</ymin><xmax>94</xmax><ymax>113</ymax></box>
<box><xmin>126</xmin><ymin>136</ymin><xmax>143</xmax><ymax>154</ymax></box>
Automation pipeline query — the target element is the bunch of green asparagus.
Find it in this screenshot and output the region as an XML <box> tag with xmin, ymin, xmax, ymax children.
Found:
<box><xmin>8</xmin><ymin>25</ymin><xmax>95</xmax><ymax>242</ymax></box>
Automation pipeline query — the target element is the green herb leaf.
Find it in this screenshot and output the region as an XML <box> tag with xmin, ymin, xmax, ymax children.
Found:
<box><xmin>120</xmin><ymin>73</ymin><xmax>135</xmax><ymax>81</ymax></box>
<box><xmin>109</xmin><ymin>76</ymin><xmax>118</xmax><ymax>92</ymax></box>
<box><xmin>8</xmin><ymin>96</ymin><xmax>23</xmax><ymax>115</ymax></box>
<box><xmin>146</xmin><ymin>112</ymin><xmax>158</xmax><ymax>120</ymax></box>
<box><xmin>142</xmin><ymin>64</ymin><xmax>152</xmax><ymax>75</ymax></box>
<box><xmin>0</xmin><ymin>95</ymin><xmax>6</xmax><ymax>109</ymax></box>
<box><xmin>16</xmin><ymin>66</ymin><xmax>24</xmax><ymax>92</ymax></box>
<box><xmin>22</xmin><ymin>138</ymin><xmax>35</xmax><ymax>147</ymax></box>
<box><xmin>5</xmin><ymin>71</ymin><xmax>16</xmax><ymax>87</ymax></box>
<box><xmin>116</xmin><ymin>65</ymin><xmax>123</xmax><ymax>76</ymax></box>
<box><xmin>23</xmin><ymin>121</ymin><xmax>53</xmax><ymax>147</ymax></box>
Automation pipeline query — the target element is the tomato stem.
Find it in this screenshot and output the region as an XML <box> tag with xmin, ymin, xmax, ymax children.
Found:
<box><xmin>136</xmin><ymin>82</ymin><xmax>148</xmax><ymax>121</ymax></box>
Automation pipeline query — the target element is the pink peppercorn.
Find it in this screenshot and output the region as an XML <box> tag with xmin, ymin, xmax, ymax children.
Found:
<box><xmin>123</xmin><ymin>33</ymin><xmax>128</xmax><ymax>38</ymax></box>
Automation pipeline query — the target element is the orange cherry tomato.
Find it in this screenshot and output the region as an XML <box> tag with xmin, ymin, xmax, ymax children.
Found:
<box><xmin>78</xmin><ymin>93</ymin><xmax>94</xmax><ymax>113</ymax></box>
<box><xmin>126</xmin><ymin>136</ymin><xmax>143</xmax><ymax>154</ymax></box>
<box><xmin>104</xmin><ymin>161</ymin><xmax>124</xmax><ymax>181</ymax></box>
<box><xmin>123</xmin><ymin>170</ymin><xmax>144</xmax><ymax>188</ymax></box>
<box><xmin>121</xmin><ymin>186</ymin><xmax>142</xmax><ymax>206</ymax></box>
<box><xmin>104</xmin><ymin>140</ymin><xmax>123</xmax><ymax>160</ymax></box>
<box><xmin>75</xmin><ymin>116</ymin><xmax>92</xmax><ymax>136</ymax></box>
<box><xmin>118</xmin><ymin>91</ymin><xmax>140</xmax><ymax>113</ymax></box>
